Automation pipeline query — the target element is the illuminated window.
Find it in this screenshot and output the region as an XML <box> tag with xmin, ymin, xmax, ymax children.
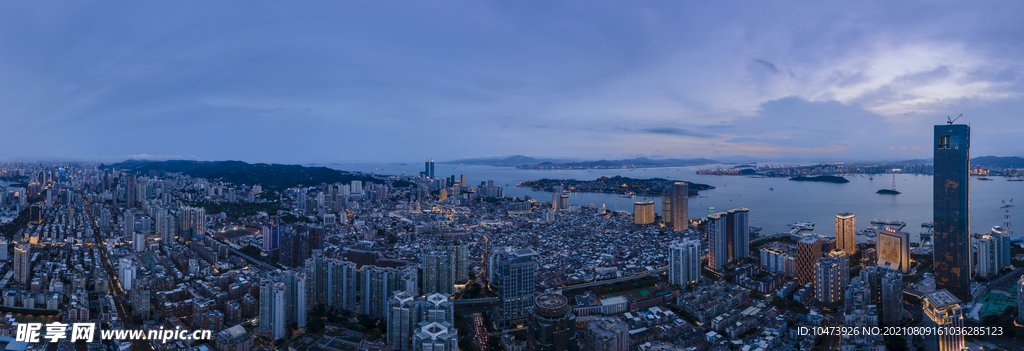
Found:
<box><xmin>938</xmin><ymin>135</ymin><xmax>950</xmax><ymax>149</ymax></box>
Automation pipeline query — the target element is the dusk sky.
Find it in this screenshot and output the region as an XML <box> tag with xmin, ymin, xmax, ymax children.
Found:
<box><xmin>2</xmin><ymin>1</ymin><xmax>1023</xmax><ymax>164</ymax></box>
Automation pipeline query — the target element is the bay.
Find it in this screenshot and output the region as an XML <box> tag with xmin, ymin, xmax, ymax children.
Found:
<box><xmin>327</xmin><ymin>163</ymin><xmax>1019</xmax><ymax>243</ymax></box>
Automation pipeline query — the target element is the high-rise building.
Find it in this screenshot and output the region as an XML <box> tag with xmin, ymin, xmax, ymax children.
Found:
<box><xmin>133</xmin><ymin>232</ymin><xmax>146</xmax><ymax>252</ymax></box>
<box><xmin>1017</xmin><ymin>276</ymin><xmax>1024</xmax><ymax>325</ymax></box>
<box><xmin>815</xmin><ymin>257</ymin><xmax>842</xmax><ymax>306</ymax></box>
<box><xmin>827</xmin><ymin>249</ymin><xmax>850</xmax><ymax>288</ymax></box>
<box><xmin>117</xmin><ymin>257</ymin><xmax>135</xmax><ymax>292</ymax></box>
<box><xmin>283</xmin><ymin>271</ymin><xmax>306</xmax><ymax>328</ymax></box>
<box><xmin>934</xmin><ymin>123</ymin><xmax>971</xmax><ymax>302</ymax></box>
<box><xmin>126</xmin><ymin>173</ymin><xmax>136</xmax><ymax>208</ymax></box>
<box><xmin>670</xmin><ymin>182</ymin><xmax>689</xmax><ymax>231</ymax></box>
<box><xmin>877</xmin><ymin>230</ymin><xmax>911</xmax><ymax>273</ymax></box>
<box><xmin>492</xmin><ymin>247</ymin><xmax>538</xmax><ymax>329</ymax></box>
<box><xmin>707</xmin><ymin>208</ymin><xmax>749</xmax><ymax>271</ymax></box>
<box><xmin>0</xmin><ymin>239</ymin><xmax>8</xmax><ymax>261</ymax></box>
<box><xmin>215</xmin><ymin>325</ymin><xmax>254</xmax><ymax>351</ymax></box>
<box><xmin>842</xmin><ymin>277</ymin><xmax>878</xmax><ymax>328</ymax></box>
<box><xmin>426</xmin><ymin>238</ymin><xmax>470</xmax><ymax>282</ymax></box>
<box><xmin>258</xmin><ymin>280</ymin><xmax>286</xmax><ymax>340</ymax></box>
<box><xmin>668</xmin><ymin>239</ymin><xmax>700</xmax><ymax>287</ymax></box>
<box><xmin>922</xmin><ymin>289</ymin><xmax>964</xmax><ymax>351</ymax></box>
<box><xmin>388</xmin><ymin>291</ymin><xmax>418</xmax><ymax>351</ymax></box>
<box><xmin>13</xmin><ymin>243</ymin><xmax>31</xmax><ymax>284</ymax></box>
<box><xmin>362</xmin><ymin>266</ymin><xmax>394</xmax><ymax>319</ymax></box>
<box><xmin>329</xmin><ymin>259</ymin><xmax>359</xmax><ymax>312</ymax></box>
<box><xmin>181</xmin><ymin>206</ymin><xmax>206</xmax><ymax>240</ymax></box>
<box><xmin>527</xmin><ymin>293</ymin><xmax>578</xmax><ymax>351</ymax></box>
<box><xmin>975</xmin><ymin>235</ymin><xmax>999</xmax><ymax>279</ymax></box>
<box><xmin>661</xmin><ymin>194</ymin><xmax>672</xmax><ymax>227</ymax></box>
<box><xmin>880</xmin><ymin>269</ymin><xmax>904</xmax><ymax>327</ymax></box>
<box><xmin>559</xmin><ymin>194</ymin><xmax>569</xmax><ymax>210</ymax></box>
<box><xmin>993</xmin><ymin>226</ymin><xmax>1012</xmax><ymax>269</ymax></box>
<box><xmin>411</xmin><ymin>322</ymin><xmax>458</xmax><ymax>351</ymax></box>
<box><xmin>261</xmin><ymin>217</ymin><xmax>280</xmax><ymax>253</ymax></box>
<box><xmin>420</xmin><ymin>293</ymin><xmax>455</xmax><ymax>325</ymax></box>
<box><xmin>633</xmin><ymin>201</ymin><xmax>655</xmax><ymax>225</ymax></box>
<box><xmin>583</xmin><ymin>317</ymin><xmax>630</xmax><ymax>351</ymax></box>
<box><xmin>123</xmin><ymin>211</ymin><xmax>135</xmax><ymax>238</ymax></box>
<box><xmin>835</xmin><ymin>212</ymin><xmax>856</xmax><ymax>256</ymax></box>
<box><xmin>460</xmin><ymin>174</ymin><xmax>466</xmax><ymax>187</ymax></box>
<box><xmin>422</xmin><ymin>250</ymin><xmax>455</xmax><ymax>294</ymax></box>
<box><xmin>795</xmin><ymin>235</ymin><xmax>822</xmax><ymax>285</ymax></box>
<box><xmin>423</xmin><ymin>159</ymin><xmax>435</xmax><ymax>179</ymax></box>
<box><xmin>551</xmin><ymin>185</ymin><xmax>562</xmax><ymax>211</ymax></box>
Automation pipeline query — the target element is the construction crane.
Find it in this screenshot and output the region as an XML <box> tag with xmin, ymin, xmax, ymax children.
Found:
<box><xmin>947</xmin><ymin>114</ymin><xmax>963</xmax><ymax>124</ymax></box>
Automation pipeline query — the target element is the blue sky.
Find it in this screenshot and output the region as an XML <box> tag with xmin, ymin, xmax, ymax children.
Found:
<box><xmin>1</xmin><ymin>1</ymin><xmax>1023</xmax><ymax>163</ymax></box>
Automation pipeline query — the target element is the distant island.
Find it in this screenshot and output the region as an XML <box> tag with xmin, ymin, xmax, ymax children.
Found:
<box><xmin>446</xmin><ymin>155</ymin><xmax>719</xmax><ymax>169</ymax></box>
<box><xmin>519</xmin><ymin>176</ymin><xmax>714</xmax><ymax>196</ymax></box>
<box><xmin>876</xmin><ymin>189</ymin><xmax>901</xmax><ymax>195</ymax></box>
<box><xmin>102</xmin><ymin>159</ymin><xmax>381</xmax><ymax>189</ymax></box>
<box><xmin>789</xmin><ymin>175</ymin><xmax>850</xmax><ymax>183</ymax></box>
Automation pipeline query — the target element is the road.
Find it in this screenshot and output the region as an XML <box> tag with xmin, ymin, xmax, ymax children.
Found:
<box><xmin>560</xmin><ymin>267</ymin><xmax>668</xmax><ymax>292</ymax></box>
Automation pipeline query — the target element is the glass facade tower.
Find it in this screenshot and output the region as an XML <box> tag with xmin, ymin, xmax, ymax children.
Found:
<box><xmin>933</xmin><ymin>124</ymin><xmax>971</xmax><ymax>302</ymax></box>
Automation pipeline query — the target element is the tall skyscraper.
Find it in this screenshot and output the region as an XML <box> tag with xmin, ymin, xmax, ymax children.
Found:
<box><xmin>670</xmin><ymin>182</ymin><xmax>688</xmax><ymax>231</ymax></box>
<box><xmin>551</xmin><ymin>185</ymin><xmax>562</xmax><ymax>211</ymax></box>
<box><xmin>835</xmin><ymin>212</ymin><xmax>856</xmax><ymax>256</ymax></box>
<box><xmin>994</xmin><ymin>226</ymin><xmax>1012</xmax><ymax>269</ymax></box>
<box><xmin>633</xmin><ymin>201</ymin><xmax>655</xmax><ymax>225</ymax></box>
<box><xmin>492</xmin><ymin>247</ymin><xmax>538</xmax><ymax>329</ymax></box>
<box><xmin>934</xmin><ymin>123</ymin><xmax>971</xmax><ymax>302</ymax></box>
<box><xmin>258</xmin><ymin>280</ymin><xmax>286</xmax><ymax>340</ymax></box>
<box><xmin>422</xmin><ymin>250</ymin><xmax>455</xmax><ymax>294</ymax></box>
<box><xmin>668</xmin><ymin>239</ymin><xmax>700</xmax><ymax>287</ymax></box>
<box><xmin>527</xmin><ymin>293</ymin><xmax>578</xmax><ymax>351</ymax></box>
<box><xmin>922</xmin><ymin>289</ymin><xmax>964</xmax><ymax>351</ymax></box>
<box><xmin>117</xmin><ymin>257</ymin><xmax>135</xmax><ymax>292</ymax></box>
<box><xmin>795</xmin><ymin>235</ymin><xmax>822</xmax><ymax>285</ymax></box>
<box><xmin>362</xmin><ymin>265</ymin><xmax>395</xmax><ymax>319</ymax></box>
<box><xmin>423</xmin><ymin>159</ymin><xmax>435</xmax><ymax>179</ymax></box>
<box><xmin>13</xmin><ymin>243</ymin><xmax>31</xmax><ymax>284</ymax></box>
<box><xmin>661</xmin><ymin>194</ymin><xmax>672</xmax><ymax>227</ymax></box>
<box><xmin>815</xmin><ymin>257</ymin><xmax>842</xmax><ymax>305</ymax></box>
<box><xmin>0</xmin><ymin>239</ymin><xmax>8</xmax><ymax>261</ymax></box>
<box><xmin>706</xmin><ymin>208</ymin><xmax>750</xmax><ymax>271</ymax></box>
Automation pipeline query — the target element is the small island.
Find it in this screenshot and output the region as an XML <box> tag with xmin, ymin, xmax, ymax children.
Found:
<box><xmin>789</xmin><ymin>175</ymin><xmax>850</xmax><ymax>183</ymax></box>
<box><xmin>876</xmin><ymin>189</ymin><xmax>902</xmax><ymax>195</ymax></box>
<box><xmin>519</xmin><ymin>176</ymin><xmax>714</xmax><ymax>196</ymax></box>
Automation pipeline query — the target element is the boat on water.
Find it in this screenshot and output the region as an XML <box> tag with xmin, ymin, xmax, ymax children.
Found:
<box><xmin>619</xmin><ymin>192</ymin><xmax>636</xmax><ymax>198</ymax></box>
<box><xmin>870</xmin><ymin>219</ymin><xmax>906</xmax><ymax>227</ymax></box>
<box><xmin>769</xmin><ymin>188</ymin><xmax>774</xmax><ymax>190</ymax></box>
<box><xmin>789</xmin><ymin>222</ymin><xmax>815</xmax><ymax>230</ymax></box>
<box><xmin>859</xmin><ymin>228</ymin><xmax>879</xmax><ymax>237</ymax></box>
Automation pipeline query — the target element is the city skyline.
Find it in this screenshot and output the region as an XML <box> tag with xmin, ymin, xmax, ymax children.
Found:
<box><xmin>1</xmin><ymin>2</ymin><xmax>1024</xmax><ymax>163</ymax></box>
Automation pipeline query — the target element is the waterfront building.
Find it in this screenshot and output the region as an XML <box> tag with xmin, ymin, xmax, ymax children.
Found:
<box><xmin>922</xmin><ymin>289</ymin><xmax>964</xmax><ymax>351</ymax></box>
<box><xmin>707</xmin><ymin>208</ymin><xmax>749</xmax><ymax>271</ymax></box>
<box><xmin>835</xmin><ymin>212</ymin><xmax>857</xmax><ymax>255</ymax></box>
<box><xmin>877</xmin><ymin>229</ymin><xmax>911</xmax><ymax>273</ymax></box>
<box><xmin>934</xmin><ymin>123</ymin><xmax>971</xmax><ymax>302</ymax></box>
<box><xmin>527</xmin><ymin>293</ymin><xmax>578</xmax><ymax>351</ymax></box>
<box><xmin>795</xmin><ymin>235</ymin><xmax>822</xmax><ymax>285</ymax></box>
<box><xmin>671</xmin><ymin>182</ymin><xmax>689</xmax><ymax>231</ymax></box>
<box><xmin>633</xmin><ymin>201</ymin><xmax>655</xmax><ymax>225</ymax></box>
<box><xmin>668</xmin><ymin>239</ymin><xmax>701</xmax><ymax>287</ymax></box>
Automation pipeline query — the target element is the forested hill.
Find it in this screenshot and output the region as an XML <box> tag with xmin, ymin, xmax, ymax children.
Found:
<box><xmin>102</xmin><ymin>160</ymin><xmax>381</xmax><ymax>189</ymax></box>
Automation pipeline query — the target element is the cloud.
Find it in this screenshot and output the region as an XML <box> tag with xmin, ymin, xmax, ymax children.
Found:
<box><xmin>642</xmin><ymin>127</ymin><xmax>716</xmax><ymax>138</ymax></box>
<box><xmin>753</xmin><ymin>59</ymin><xmax>781</xmax><ymax>74</ymax></box>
